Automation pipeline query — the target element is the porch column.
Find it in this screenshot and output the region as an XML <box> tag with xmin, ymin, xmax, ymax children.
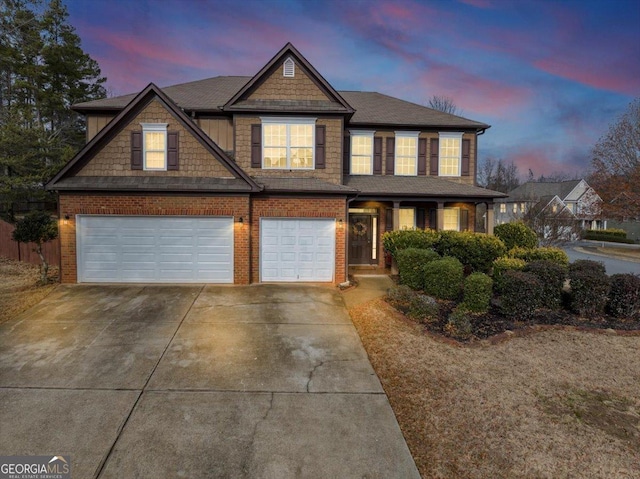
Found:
<box><xmin>436</xmin><ymin>201</ymin><xmax>445</xmax><ymax>231</ymax></box>
<box><xmin>486</xmin><ymin>202</ymin><xmax>494</xmax><ymax>235</ymax></box>
<box><xmin>393</xmin><ymin>201</ymin><xmax>401</xmax><ymax>230</ymax></box>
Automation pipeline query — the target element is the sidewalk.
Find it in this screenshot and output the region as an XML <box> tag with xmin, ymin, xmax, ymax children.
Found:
<box><xmin>342</xmin><ymin>275</ymin><xmax>394</xmax><ymax>309</ymax></box>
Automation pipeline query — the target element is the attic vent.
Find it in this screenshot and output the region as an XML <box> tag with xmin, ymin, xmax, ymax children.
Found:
<box><xmin>283</xmin><ymin>57</ymin><xmax>295</xmax><ymax>77</ymax></box>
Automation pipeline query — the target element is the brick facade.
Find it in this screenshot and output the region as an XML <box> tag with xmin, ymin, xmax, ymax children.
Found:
<box><xmin>250</xmin><ymin>197</ymin><xmax>347</xmax><ymax>283</ymax></box>
<box><xmin>77</xmin><ymin>99</ymin><xmax>232</xmax><ymax>178</ymax></box>
<box><xmin>58</xmin><ymin>194</ymin><xmax>250</xmax><ymax>284</ymax></box>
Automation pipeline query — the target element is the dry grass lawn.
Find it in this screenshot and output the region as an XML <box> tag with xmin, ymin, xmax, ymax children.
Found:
<box><xmin>0</xmin><ymin>258</ymin><xmax>58</xmax><ymax>324</ymax></box>
<box><xmin>596</xmin><ymin>246</ymin><xmax>640</xmax><ymax>261</ymax></box>
<box><xmin>350</xmin><ymin>299</ymin><xmax>640</xmax><ymax>479</ymax></box>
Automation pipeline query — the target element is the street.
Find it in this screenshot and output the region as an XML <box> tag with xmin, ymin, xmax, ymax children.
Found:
<box><xmin>562</xmin><ymin>244</ymin><xmax>640</xmax><ymax>276</ymax></box>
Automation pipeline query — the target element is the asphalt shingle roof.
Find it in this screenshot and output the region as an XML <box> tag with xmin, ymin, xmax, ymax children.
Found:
<box><xmin>344</xmin><ymin>175</ymin><xmax>506</xmax><ymax>198</ymax></box>
<box><xmin>51</xmin><ymin>176</ymin><xmax>254</xmax><ymax>192</ymax></box>
<box><xmin>254</xmin><ymin>177</ymin><xmax>357</xmax><ymax>193</ymax></box>
<box><xmin>506</xmin><ymin>180</ymin><xmax>582</xmax><ymax>202</ymax></box>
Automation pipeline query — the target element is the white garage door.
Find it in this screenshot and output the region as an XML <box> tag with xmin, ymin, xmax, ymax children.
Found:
<box><xmin>77</xmin><ymin>216</ymin><xmax>233</xmax><ymax>283</ymax></box>
<box><xmin>261</xmin><ymin>218</ymin><xmax>335</xmax><ymax>282</ymax></box>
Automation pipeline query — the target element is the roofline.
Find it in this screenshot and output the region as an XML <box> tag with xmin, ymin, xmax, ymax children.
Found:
<box><xmin>51</xmin><ymin>186</ymin><xmax>254</xmax><ymax>194</ymax></box>
<box><xmin>48</xmin><ymin>83</ymin><xmax>262</xmax><ymax>192</ymax></box>
<box><xmin>346</xmin><ymin>122</ymin><xmax>491</xmax><ymax>132</ymax></box>
<box><xmin>222</xmin><ymin>42</ymin><xmax>354</xmax><ymax>113</ymax></box>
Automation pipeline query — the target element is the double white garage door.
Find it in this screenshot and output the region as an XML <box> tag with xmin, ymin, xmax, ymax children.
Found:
<box><xmin>76</xmin><ymin>216</ymin><xmax>335</xmax><ymax>283</ymax></box>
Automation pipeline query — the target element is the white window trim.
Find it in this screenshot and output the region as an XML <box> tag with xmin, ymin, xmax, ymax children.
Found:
<box><xmin>260</xmin><ymin>117</ymin><xmax>316</xmax><ymax>170</ymax></box>
<box><xmin>438</xmin><ymin>132</ymin><xmax>463</xmax><ymax>177</ymax></box>
<box><xmin>141</xmin><ymin>123</ymin><xmax>168</xmax><ymax>171</ymax></box>
<box><xmin>350</xmin><ymin>130</ymin><xmax>375</xmax><ymax>175</ymax></box>
<box><xmin>443</xmin><ymin>207</ymin><xmax>461</xmax><ymax>231</ymax></box>
<box><xmin>394</xmin><ymin>131</ymin><xmax>419</xmax><ymax>176</ymax></box>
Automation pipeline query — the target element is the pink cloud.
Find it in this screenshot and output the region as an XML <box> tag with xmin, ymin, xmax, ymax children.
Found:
<box><xmin>459</xmin><ymin>0</ymin><xmax>494</xmax><ymax>8</ymax></box>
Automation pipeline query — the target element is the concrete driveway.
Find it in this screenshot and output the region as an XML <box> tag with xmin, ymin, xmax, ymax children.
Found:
<box><xmin>0</xmin><ymin>284</ymin><xmax>419</xmax><ymax>478</ymax></box>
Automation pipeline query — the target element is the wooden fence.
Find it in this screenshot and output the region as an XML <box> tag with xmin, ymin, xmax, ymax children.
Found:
<box><xmin>0</xmin><ymin>219</ymin><xmax>60</xmax><ymax>266</ymax></box>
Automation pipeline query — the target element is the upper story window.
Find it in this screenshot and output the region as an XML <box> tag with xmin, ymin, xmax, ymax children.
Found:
<box><xmin>439</xmin><ymin>132</ymin><xmax>463</xmax><ymax>176</ymax></box>
<box><xmin>350</xmin><ymin>130</ymin><xmax>374</xmax><ymax>175</ymax></box>
<box><xmin>262</xmin><ymin>118</ymin><xmax>315</xmax><ymax>169</ymax></box>
<box><xmin>395</xmin><ymin>131</ymin><xmax>419</xmax><ymax>176</ymax></box>
<box><xmin>512</xmin><ymin>203</ymin><xmax>518</xmax><ymax>213</ymax></box>
<box><xmin>499</xmin><ymin>203</ymin><xmax>506</xmax><ymax>213</ymax></box>
<box><xmin>141</xmin><ymin>123</ymin><xmax>167</xmax><ymax>170</ymax></box>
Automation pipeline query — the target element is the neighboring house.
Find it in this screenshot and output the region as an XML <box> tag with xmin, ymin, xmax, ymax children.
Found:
<box><xmin>47</xmin><ymin>43</ymin><xmax>506</xmax><ymax>285</ymax></box>
<box><xmin>495</xmin><ymin>179</ymin><xmax>606</xmax><ymax>231</ymax></box>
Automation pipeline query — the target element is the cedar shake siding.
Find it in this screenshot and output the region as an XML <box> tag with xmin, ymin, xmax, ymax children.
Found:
<box><xmin>77</xmin><ymin>99</ymin><xmax>233</xmax><ymax>178</ymax></box>
<box><xmin>247</xmin><ymin>60</ymin><xmax>331</xmax><ymax>102</ymax></box>
<box><xmin>234</xmin><ymin>116</ymin><xmax>343</xmax><ymax>184</ymax></box>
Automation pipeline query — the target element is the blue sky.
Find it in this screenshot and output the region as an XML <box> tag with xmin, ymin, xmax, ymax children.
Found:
<box><xmin>66</xmin><ymin>0</ymin><xmax>640</xmax><ymax>178</ymax></box>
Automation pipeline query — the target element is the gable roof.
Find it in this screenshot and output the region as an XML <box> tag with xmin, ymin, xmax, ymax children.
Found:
<box><xmin>47</xmin><ymin>83</ymin><xmax>261</xmax><ymax>192</ymax></box>
<box><xmin>506</xmin><ymin>180</ymin><xmax>583</xmax><ymax>202</ymax></box>
<box><xmin>223</xmin><ymin>43</ymin><xmax>353</xmax><ymax>114</ymax></box>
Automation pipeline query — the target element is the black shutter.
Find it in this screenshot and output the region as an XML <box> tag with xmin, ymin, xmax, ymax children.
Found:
<box><xmin>417</xmin><ymin>208</ymin><xmax>426</xmax><ymax>229</ymax></box>
<box><xmin>429</xmin><ymin>138</ymin><xmax>439</xmax><ymax>176</ymax></box>
<box><xmin>167</xmin><ymin>131</ymin><xmax>179</xmax><ymax>170</ymax></box>
<box><xmin>461</xmin><ymin>139</ymin><xmax>471</xmax><ymax>176</ymax></box>
<box><xmin>461</xmin><ymin>209</ymin><xmax>469</xmax><ymax>231</ymax></box>
<box><xmin>315</xmin><ymin>125</ymin><xmax>325</xmax><ymax>169</ymax></box>
<box><xmin>251</xmin><ymin>124</ymin><xmax>261</xmax><ymax>168</ymax></box>
<box><xmin>418</xmin><ymin>138</ymin><xmax>427</xmax><ymax>175</ymax></box>
<box><xmin>385</xmin><ymin>137</ymin><xmax>395</xmax><ymax>175</ymax></box>
<box><xmin>373</xmin><ymin>137</ymin><xmax>382</xmax><ymax>175</ymax></box>
<box><xmin>429</xmin><ymin>209</ymin><xmax>437</xmax><ymax>230</ymax></box>
<box><xmin>131</xmin><ymin>131</ymin><xmax>142</xmax><ymax>170</ymax></box>
<box><xmin>385</xmin><ymin>208</ymin><xmax>393</xmax><ymax>232</ymax></box>
<box><xmin>343</xmin><ymin>134</ymin><xmax>350</xmax><ymax>175</ymax></box>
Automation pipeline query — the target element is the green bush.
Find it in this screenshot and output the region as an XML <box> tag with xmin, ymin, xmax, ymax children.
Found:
<box><xmin>382</xmin><ymin>229</ymin><xmax>440</xmax><ymax>258</ymax></box>
<box><xmin>583</xmin><ymin>230</ymin><xmax>635</xmax><ymax>244</ymax></box>
<box><xmin>423</xmin><ymin>256</ymin><xmax>464</xmax><ymax>300</ymax></box>
<box><xmin>434</xmin><ymin>231</ymin><xmax>507</xmax><ymax>273</ymax></box>
<box><xmin>568</xmin><ymin>262</ymin><xmax>610</xmax><ymax>316</ymax></box>
<box><xmin>494</xmin><ymin>222</ymin><xmax>538</xmax><ymax>250</ymax></box>
<box><xmin>387</xmin><ymin>285</ymin><xmax>439</xmax><ymax>323</ymax></box>
<box><xmin>386</xmin><ymin>285</ymin><xmax>415</xmax><ymax>314</ymax></box>
<box><xmin>508</xmin><ymin>246</ymin><xmax>569</xmax><ymax>266</ymax></box>
<box><xmin>500</xmin><ymin>270</ymin><xmax>543</xmax><ymax>320</ymax></box>
<box><xmin>396</xmin><ymin>248</ymin><xmax>440</xmax><ymax>290</ymax></box>
<box><xmin>586</xmin><ymin>228</ymin><xmax>627</xmax><ymax>238</ymax></box>
<box><xmin>523</xmin><ymin>260</ymin><xmax>567</xmax><ymax>310</ymax></box>
<box><xmin>492</xmin><ymin>256</ymin><xmax>527</xmax><ymax>293</ymax></box>
<box><xmin>444</xmin><ymin>306</ymin><xmax>474</xmax><ymax>340</ymax></box>
<box><xmin>461</xmin><ymin>272</ymin><xmax>493</xmax><ymax>313</ymax></box>
<box><xmin>607</xmin><ymin>274</ymin><xmax>640</xmax><ymax>319</ymax></box>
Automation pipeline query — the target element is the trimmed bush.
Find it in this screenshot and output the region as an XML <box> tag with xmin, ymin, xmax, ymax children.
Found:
<box><xmin>461</xmin><ymin>272</ymin><xmax>493</xmax><ymax>313</ymax></box>
<box><xmin>508</xmin><ymin>246</ymin><xmax>569</xmax><ymax>266</ymax></box>
<box><xmin>381</xmin><ymin>229</ymin><xmax>440</xmax><ymax>258</ymax></box>
<box><xmin>607</xmin><ymin>274</ymin><xmax>640</xmax><ymax>319</ymax></box>
<box><xmin>582</xmin><ymin>233</ymin><xmax>635</xmax><ymax>244</ymax></box>
<box><xmin>500</xmin><ymin>270</ymin><xmax>543</xmax><ymax>320</ymax></box>
<box><xmin>434</xmin><ymin>231</ymin><xmax>507</xmax><ymax>273</ymax></box>
<box><xmin>406</xmin><ymin>293</ymin><xmax>440</xmax><ymax>324</ymax></box>
<box><xmin>396</xmin><ymin>248</ymin><xmax>440</xmax><ymax>290</ymax></box>
<box><xmin>492</xmin><ymin>256</ymin><xmax>527</xmax><ymax>293</ymax></box>
<box><xmin>423</xmin><ymin>256</ymin><xmax>464</xmax><ymax>300</ymax></box>
<box><xmin>568</xmin><ymin>262</ymin><xmax>610</xmax><ymax>316</ymax></box>
<box><xmin>494</xmin><ymin>222</ymin><xmax>538</xmax><ymax>250</ymax></box>
<box><xmin>444</xmin><ymin>307</ymin><xmax>473</xmax><ymax>340</ymax></box>
<box><xmin>386</xmin><ymin>285</ymin><xmax>415</xmax><ymax>314</ymax></box>
<box><xmin>523</xmin><ymin>260</ymin><xmax>567</xmax><ymax>310</ymax></box>
<box><xmin>585</xmin><ymin>228</ymin><xmax>627</xmax><ymax>239</ymax></box>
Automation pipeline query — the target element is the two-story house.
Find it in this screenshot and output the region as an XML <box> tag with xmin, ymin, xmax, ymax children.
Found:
<box><xmin>47</xmin><ymin>43</ymin><xmax>506</xmax><ymax>285</ymax></box>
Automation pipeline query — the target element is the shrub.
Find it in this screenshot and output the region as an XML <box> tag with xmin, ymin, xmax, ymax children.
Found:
<box><xmin>607</xmin><ymin>274</ymin><xmax>640</xmax><ymax>319</ymax></box>
<box><xmin>434</xmin><ymin>231</ymin><xmax>506</xmax><ymax>273</ymax></box>
<box><xmin>585</xmin><ymin>228</ymin><xmax>627</xmax><ymax>239</ymax></box>
<box><xmin>382</xmin><ymin>229</ymin><xmax>440</xmax><ymax>258</ymax></box>
<box><xmin>406</xmin><ymin>293</ymin><xmax>440</xmax><ymax>324</ymax></box>
<box><xmin>508</xmin><ymin>246</ymin><xmax>569</xmax><ymax>266</ymax></box>
<box><xmin>444</xmin><ymin>307</ymin><xmax>473</xmax><ymax>340</ymax></box>
<box><xmin>500</xmin><ymin>270</ymin><xmax>543</xmax><ymax>320</ymax></box>
<box><xmin>396</xmin><ymin>248</ymin><xmax>440</xmax><ymax>290</ymax></box>
<box><xmin>12</xmin><ymin>211</ymin><xmax>58</xmax><ymax>284</ymax></box>
<box><xmin>494</xmin><ymin>222</ymin><xmax>538</xmax><ymax>250</ymax></box>
<box><xmin>523</xmin><ymin>260</ymin><xmax>567</xmax><ymax>310</ymax></box>
<box><xmin>492</xmin><ymin>256</ymin><xmax>527</xmax><ymax>293</ymax></box>
<box><xmin>461</xmin><ymin>272</ymin><xmax>493</xmax><ymax>313</ymax></box>
<box><xmin>386</xmin><ymin>285</ymin><xmax>415</xmax><ymax>314</ymax></box>
<box><xmin>582</xmin><ymin>233</ymin><xmax>635</xmax><ymax>244</ymax></box>
<box><xmin>568</xmin><ymin>263</ymin><xmax>610</xmax><ymax>316</ymax></box>
<box><xmin>423</xmin><ymin>256</ymin><xmax>464</xmax><ymax>300</ymax></box>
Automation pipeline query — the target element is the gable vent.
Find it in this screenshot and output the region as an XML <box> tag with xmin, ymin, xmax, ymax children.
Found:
<box><xmin>283</xmin><ymin>57</ymin><xmax>295</xmax><ymax>77</ymax></box>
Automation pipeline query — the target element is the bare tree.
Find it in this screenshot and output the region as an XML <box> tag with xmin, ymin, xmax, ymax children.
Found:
<box><xmin>589</xmin><ymin>98</ymin><xmax>640</xmax><ymax>219</ymax></box>
<box><xmin>522</xmin><ymin>200</ymin><xmax>580</xmax><ymax>245</ymax></box>
<box><xmin>477</xmin><ymin>157</ymin><xmax>520</xmax><ymax>193</ymax></box>
<box><xmin>427</xmin><ymin>95</ymin><xmax>460</xmax><ymax>115</ymax></box>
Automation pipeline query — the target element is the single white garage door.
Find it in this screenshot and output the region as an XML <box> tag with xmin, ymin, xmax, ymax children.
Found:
<box><xmin>261</xmin><ymin>218</ymin><xmax>335</xmax><ymax>282</ymax></box>
<box><xmin>76</xmin><ymin>216</ymin><xmax>233</xmax><ymax>283</ymax></box>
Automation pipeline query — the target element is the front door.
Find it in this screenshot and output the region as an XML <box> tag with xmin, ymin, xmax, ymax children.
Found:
<box><xmin>349</xmin><ymin>213</ymin><xmax>376</xmax><ymax>265</ymax></box>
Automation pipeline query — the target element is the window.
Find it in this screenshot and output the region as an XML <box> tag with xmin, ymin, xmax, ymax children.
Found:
<box><xmin>141</xmin><ymin>123</ymin><xmax>167</xmax><ymax>170</ymax></box>
<box><xmin>512</xmin><ymin>203</ymin><xmax>518</xmax><ymax>213</ymax></box>
<box><xmin>350</xmin><ymin>131</ymin><xmax>374</xmax><ymax>175</ymax></box>
<box><xmin>567</xmin><ymin>203</ymin><xmax>573</xmax><ymax>212</ymax></box>
<box><xmin>443</xmin><ymin>208</ymin><xmax>460</xmax><ymax>231</ymax></box>
<box><xmin>520</xmin><ymin>203</ymin><xmax>526</xmax><ymax>212</ymax></box>
<box><xmin>283</xmin><ymin>57</ymin><xmax>295</xmax><ymax>77</ymax></box>
<box><xmin>552</xmin><ymin>204</ymin><xmax>558</xmax><ymax>213</ymax></box>
<box><xmin>399</xmin><ymin>208</ymin><xmax>416</xmax><ymax>230</ymax></box>
<box><xmin>395</xmin><ymin>132</ymin><xmax>419</xmax><ymax>176</ymax></box>
<box><xmin>262</xmin><ymin>118</ymin><xmax>314</xmax><ymax>169</ymax></box>
<box><xmin>439</xmin><ymin>132</ymin><xmax>462</xmax><ymax>176</ymax></box>
<box><xmin>500</xmin><ymin>203</ymin><xmax>506</xmax><ymax>213</ymax></box>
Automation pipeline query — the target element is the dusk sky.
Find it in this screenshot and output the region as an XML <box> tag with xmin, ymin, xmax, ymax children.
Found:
<box><xmin>66</xmin><ymin>0</ymin><xmax>640</xmax><ymax>179</ymax></box>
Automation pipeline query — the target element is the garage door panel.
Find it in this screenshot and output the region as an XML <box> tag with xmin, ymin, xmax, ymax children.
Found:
<box><xmin>77</xmin><ymin>216</ymin><xmax>233</xmax><ymax>283</ymax></box>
